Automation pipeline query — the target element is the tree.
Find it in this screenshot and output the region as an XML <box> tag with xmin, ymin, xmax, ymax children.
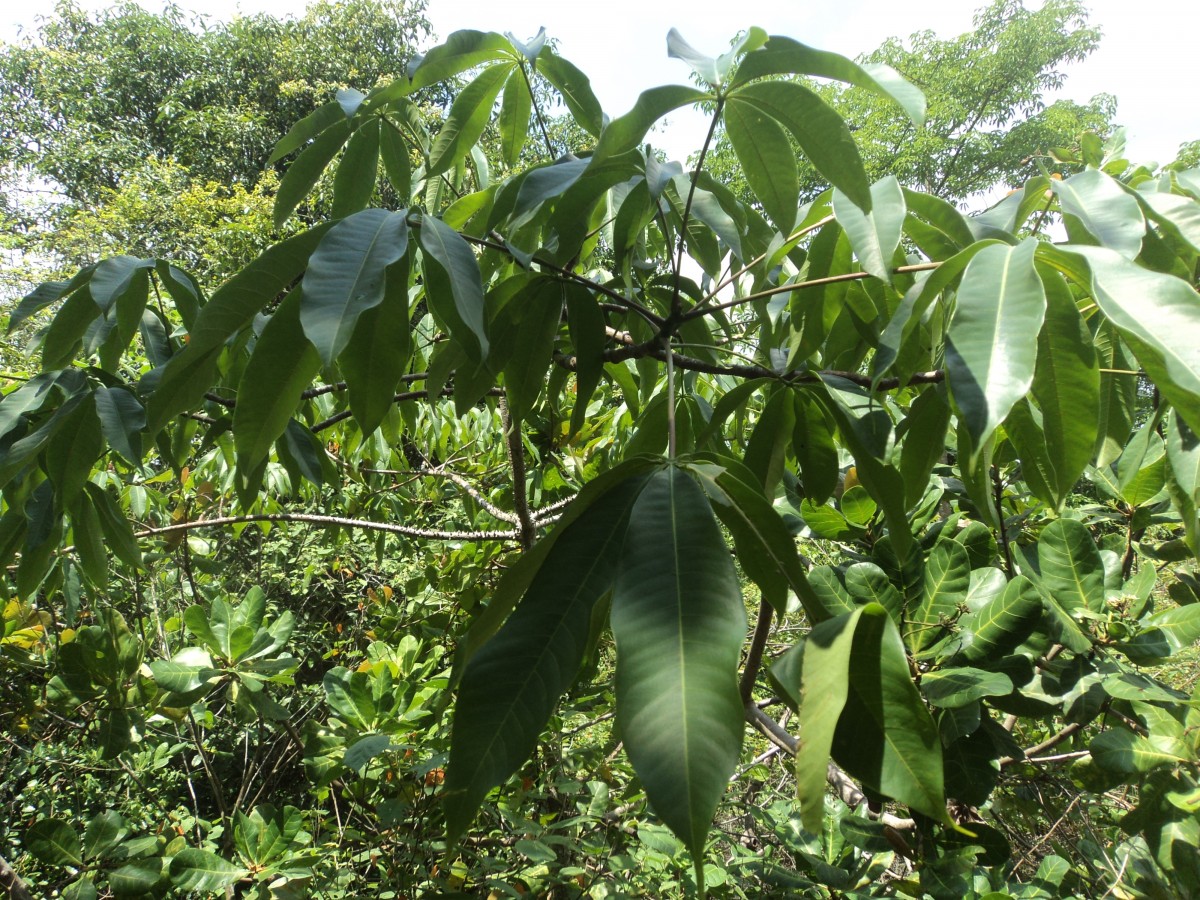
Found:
<box><xmin>0</xmin><ymin>0</ymin><xmax>433</xmax><ymax>284</ymax></box>
<box><xmin>3</xmin><ymin>15</ymin><xmax>1200</xmax><ymax>900</ymax></box>
<box><xmin>706</xmin><ymin>0</ymin><xmax>1116</xmax><ymax>202</ymax></box>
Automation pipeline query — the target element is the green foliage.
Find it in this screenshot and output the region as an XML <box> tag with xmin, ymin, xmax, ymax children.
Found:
<box><xmin>2</xmin><ymin>5</ymin><xmax>1200</xmax><ymax>899</ymax></box>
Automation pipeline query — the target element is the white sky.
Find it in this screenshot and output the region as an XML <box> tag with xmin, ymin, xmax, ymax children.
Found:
<box><xmin>3</xmin><ymin>0</ymin><xmax>1198</xmax><ymax>170</ymax></box>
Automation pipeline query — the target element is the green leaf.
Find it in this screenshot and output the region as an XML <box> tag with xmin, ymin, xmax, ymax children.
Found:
<box><xmin>273</xmin><ymin>120</ymin><xmax>352</xmax><ymax>229</ymax></box>
<box><xmin>611</xmin><ymin>466</ymin><xmax>746</xmax><ymax>859</ymax></box>
<box><xmin>958</xmin><ymin>575</ymin><xmax>1042</xmax><ymax>663</ymax></box>
<box><xmin>907</xmin><ymin>540</ymin><xmax>969</xmax><ymax>652</ymax></box>
<box><xmin>498</xmin><ymin>66</ymin><xmax>532</xmax><ymax>169</ymax></box>
<box><xmin>590</xmin><ymin>85</ymin><xmax>711</xmax><ymax>165</ymax></box>
<box><xmin>145</xmin><ymin>224</ymin><xmax>332</xmax><ymax>435</ymax></box>
<box><xmin>149</xmin><ymin>649</ymin><xmax>216</xmax><ymax>694</ymax></box>
<box><xmin>733</xmin><ymin>80</ymin><xmax>870</xmax><ymax>212</ymax></box>
<box><xmin>832</xmin><ymin>605</ymin><xmax>947</xmax><ymax>823</ymax></box>
<box><xmin>1167</xmin><ymin>415</ymin><xmax>1200</xmax><ymax>558</ymax></box>
<box><xmin>301</xmin><ymin>208</ymin><xmax>409</xmax><ymax>365</ymax></box>
<box><xmin>566</xmin><ymin>286</ymin><xmax>606</xmax><ymax>437</ymax></box>
<box><xmin>408</xmin><ymin>30</ymin><xmax>516</xmax><ymax>90</ymax></box>
<box><xmin>845</xmin><ymin>563</ymin><xmax>903</xmax><ymax>623</ymax></box>
<box><xmin>83</xmin><ymin>483</ymin><xmax>142</xmax><ymax>570</ymax></box>
<box><xmin>343</xmin><ymin>734</ymin><xmax>395</xmax><ymax>773</ymax></box>
<box><xmin>27</xmin><ymin>818</ymin><xmax>83</xmax><ymax>867</ymax></box>
<box><xmin>94</xmin><ymin>386</ymin><xmax>145</xmax><ymax>467</ymax></box>
<box><xmin>816</xmin><ymin>377</ymin><xmax>911</xmax><ymax>555</ymax></box>
<box><xmin>899</xmin><ymin>387</ymin><xmax>951</xmax><ymax>509</ymax></box>
<box><xmin>378</xmin><ymin>118</ymin><xmax>412</xmax><ymax>202</ymax></box>
<box><xmin>722</xmin><ymin>97</ymin><xmax>797</xmax><ymax>232</ymax></box>
<box><xmin>445</xmin><ymin>475</ymin><xmax>646</xmax><ymax>840</ymax></box>
<box><xmin>42</xmin><ymin>285</ymin><xmax>102</xmax><ymax>369</ymax></box>
<box><xmin>502</xmin><ymin>278</ymin><xmax>563</xmax><ymax>422</ymax></box>
<box><xmin>1037</xmin><ymin>519</ymin><xmax>1106</xmax><ymax>614</ymax></box>
<box><xmin>44</xmin><ymin>394</ymin><xmax>103</xmax><ymax>506</ymax></box>
<box><xmin>418</xmin><ymin>214</ymin><xmax>489</xmax><ymax>361</ymax></box>
<box><xmin>268</xmin><ymin>99</ymin><xmax>345</xmax><ymax>164</ymax></box>
<box><xmin>1091</xmin><ymin>728</ymin><xmax>1187</xmax><ymax>774</ymax></box>
<box><xmin>168</xmin><ymin>848</ymin><xmax>248</xmax><ymax>893</ymax></box>
<box><xmin>921</xmin><ymin>668</ymin><xmax>1013</xmax><ymax>708</ymax></box>
<box><xmin>109</xmin><ymin>860</ymin><xmax>164</xmax><ymax>894</ymax></box>
<box><xmin>790</xmin><ymin>607</ymin><xmax>864</xmax><ymax>832</ymax></box>
<box><xmin>1025</xmin><ymin>266</ymin><xmax>1100</xmax><ymax>508</ymax></box>
<box><xmin>732</xmin><ymin>36</ymin><xmax>925</xmax><ymax>125</ymax></box>
<box><xmin>1052</xmin><ymin>168</ymin><xmax>1144</xmax><ymax>259</ymax></box>
<box><xmin>1052</xmin><ymin>245</ymin><xmax>1200</xmax><ymax>435</ymax></box>
<box><xmin>331</xmin><ymin>119</ymin><xmax>380</xmax><ymax>219</ymax></box>
<box><xmin>535</xmin><ymin>47</ymin><xmax>604</xmax><ymax>137</ymax></box>
<box><xmin>946</xmin><ymin>239</ymin><xmax>1046</xmax><ymax>458</ymax></box>
<box><xmin>832</xmin><ymin>176</ymin><xmax>904</xmax><ymax>281</ymax></box>
<box><xmin>667</xmin><ymin>28</ymin><xmax>720</xmax><ymax>85</ymax></box>
<box><xmin>234</xmin><ymin>289</ymin><xmax>322</xmax><ymax>475</ymax></box>
<box><xmin>338</xmin><ymin>256</ymin><xmax>411</xmax><ymax>437</ymax></box>
<box><xmin>428</xmin><ymin>64</ymin><xmax>511</xmax><ymax>177</ymax></box>
<box><xmin>792</xmin><ymin>394</ymin><xmax>839</xmax><ymax>504</ymax></box>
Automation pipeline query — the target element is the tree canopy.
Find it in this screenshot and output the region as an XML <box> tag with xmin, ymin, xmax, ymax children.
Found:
<box><xmin>706</xmin><ymin>0</ymin><xmax>1117</xmax><ymax>202</ymax></box>
<box><xmin>3</xmin><ymin>5</ymin><xmax>1200</xmax><ymax>899</ymax></box>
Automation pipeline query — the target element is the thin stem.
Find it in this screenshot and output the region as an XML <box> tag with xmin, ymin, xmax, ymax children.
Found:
<box><xmin>501</xmin><ymin>396</ymin><xmax>537</xmax><ymax>550</ymax></box>
<box><xmin>519</xmin><ymin>61</ymin><xmax>556</xmax><ymax>159</ymax></box>
<box><xmin>992</xmin><ymin>465</ymin><xmax>1015</xmax><ymax>578</ymax></box>
<box><xmin>698</xmin><ymin>214</ymin><xmax>835</xmax><ymax>307</ymax></box>
<box><xmin>681</xmin><ymin>262</ymin><xmax>941</xmax><ymax>323</ymax></box>
<box><xmin>671</xmin><ymin>97</ymin><xmax>724</xmax><ymax>319</ymax></box>
<box><xmin>665</xmin><ymin>338</ymin><xmax>677</xmax><ymax>459</ymax></box>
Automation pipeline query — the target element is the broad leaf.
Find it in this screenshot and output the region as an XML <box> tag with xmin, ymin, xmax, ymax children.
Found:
<box><xmin>723</xmin><ymin>97</ymin><xmax>798</xmax><ymax>232</ymax></box>
<box><xmin>832</xmin><ymin>177</ymin><xmax>904</xmax><ymax>282</ymax></box>
<box><xmin>301</xmin><ymin>208</ymin><xmax>409</xmax><ymax>365</ymax></box>
<box><xmin>445</xmin><ymin>475</ymin><xmax>646</xmax><ymax>840</ymax></box>
<box><xmin>428</xmin><ymin>64</ymin><xmax>511</xmax><ymax>177</ymax></box>
<box><xmin>1037</xmin><ymin>519</ymin><xmax>1106</xmax><ymax>615</ymax></box>
<box><xmin>169</xmin><ymin>848</ymin><xmax>248</xmax><ymax>893</ymax></box>
<box><xmin>611</xmin><ymin>466</ymin><xmax>746</xmax><ymax>861</ymax></box>
<box><xmin>1053</xmin><ymin>168</ymin><xmax>1144</xmax><ymax>260</ymax></box>
<box><xmin>590</xmin><ymin>85</ymin><xmax>711</xmax><ymax>165</ymax></box>
<box><xmin>946</xmin><ymin>239</ymin><xmax>1046</xmax><ymax>458</ymax></box>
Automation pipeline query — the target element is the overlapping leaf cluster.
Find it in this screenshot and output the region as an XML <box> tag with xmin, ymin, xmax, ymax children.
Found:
<box><xmin>3</xmin><ymin>18</ymin><xmax>1200</xmax><ymax>899</ymax></box>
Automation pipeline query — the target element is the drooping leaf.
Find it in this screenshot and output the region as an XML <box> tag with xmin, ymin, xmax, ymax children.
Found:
<box><xmin>273</xmin><ymin>121</ymin><xmax>353</xmax><ymax>228</ymax></box>
<box><xmin>832</xmin><ymin>605</ymin><xmax>947</xmax><ymax>822</ymax></box>
<box><xmin>417</xmin><ymin>214</ymin><xmax>489</xmax><ymax>361</ymax></box>
<box><xmin>338</xmin><ymin>257</ymin><xmax>411</xmax><ymax>437</ymax></box>
<box><xmin>590</xmin><ymin>85</ymin><xmax>711</xmax><ymax>165</ymax></box>
<box><xmin>94</xmin><ymin>386</ymin><xmax>145</xmax><ymax>467</ymax></box>
<box><xmin>300</xmin><ymin>208</ymin><xmax>409</xmax><ymax>365</ymax></box>
<box><xmin>445</xmin><ymin>475</ymin><xmax>646</xmax><ymax>840</ymax></box>
<box><xmin>535</xmin><ymin>47</ymin><xmax>604</xmax><ymax>137</ymax></box>
<box><xmin>331</xmin><ymin>119</ymin><xmax>380</xmax><ymax>218</ymax></box>
<box><xmin>611</xmin><ymin>466</ymin><xmax>746</xmax><ymax>861</ymax></box>
<box><xmin>234</xmin><ymin>290</ymin><xmax>322</xmax><ymax>476</ymax></box>
<box><xmin>1053</xmin><ymin>168</ymin><xmax>1145</xmax><ymax>260</ymax></box>
<box><xmin>498</xmin><ymin>66</ymin><xmax>532</xmax><ymax>169</ymax></box>
<box><xmin>145</xmin><ymin>224</ymin><xmax>332</xmax><ymax>435</ymax></box>
<box><xmin>733</xmin><ymin>80</ymin><xmax>870</xmax><ymax>212</ymax></box>
<box><xmin>732</xmin><ymin>36</ymin><xmax>926</xmax><ymax>126</ymax></box>
<box><xmin>832</xmin><ymin>177</ymin><xmax>904</xmax><ymax>282</ymax></box>
<box><xmin>722</xmin><ymin>97</ymin><xmax>798</xmax><ymax>232</ymax></box>
<box><xmin>428</xmin><ymin>64</ymin><xmax>511</xmax><ymax>177</ymax></box>
<box><xmin>946</xmin><ymin>239</ymin><xmax>1046</xmax><ymax>459</ymax></box>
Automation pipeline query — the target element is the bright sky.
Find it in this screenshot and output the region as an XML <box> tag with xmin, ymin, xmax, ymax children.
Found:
<box><xmin>3</xmin><ymin>0</ymin><xmax>1197</xmax><ymax>170</ymax></box>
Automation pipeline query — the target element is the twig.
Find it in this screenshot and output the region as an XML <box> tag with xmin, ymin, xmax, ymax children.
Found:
<box><xmin>500</xmin><ymin>397</ymin><xmax>537</xmax><ymax>551</ymax></box>
<box><xmin>134</xmin><ymin>512</ymin><xmax>521</xmax><ymax>544</ymax></box>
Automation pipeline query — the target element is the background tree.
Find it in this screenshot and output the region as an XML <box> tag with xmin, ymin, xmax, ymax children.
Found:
<box><xmin>706</xmin><ymin>0</ymin><xmax>1116</xmax><ymax>203</ymax></box>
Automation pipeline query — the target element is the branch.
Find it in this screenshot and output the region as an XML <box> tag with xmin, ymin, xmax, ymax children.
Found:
<box><xmin>0</xmin><ymin>853</ymin><xmax>33</xmax><ymax>900</ymax></box>
<box><xmin>500</xmin><ymin>397</ymin><xmax>537</xmax><ymax>551</ymax></box>
<box><xmin>134</xmin><ymin>512</ymin><xmax>522</xmax><ymax>544</ymax></box>
<box><xmin>416</xmin><ymin>468</ymin><xmax>519</xmax><ymax>524</ymax></box>
<box><xmin>739</xmin><ymin>600</ymin><xmax>773</xmax><ymax>705</ymax></box>
<box><xmin>745</xmin><ymin>705</ymin><xmax>916</xmax><ymax>830</ymax></box>
<box><xmin>671</xmin><ymin>97</ymin><xmax>725</xmax><ymax>319</ymax></box>
<box><xmin>555</xmin><ymin>346</ymin><xmax>943</xmax><ymax>391</ymax></box>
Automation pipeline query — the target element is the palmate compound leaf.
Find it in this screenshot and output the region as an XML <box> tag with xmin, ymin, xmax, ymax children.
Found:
<box><xmin>444</xmin><ymin>473</ymin><xmax>648</xmax><ymax>841</ymax></box>
<box><xmin>610</xmin><ymin>466</ymin><xmax>746</xmax><ymax>879</ymax></box>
